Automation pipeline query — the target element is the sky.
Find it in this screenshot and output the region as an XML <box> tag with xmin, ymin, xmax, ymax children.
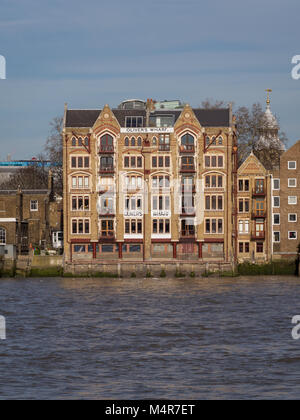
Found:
<box><xmin>0</xmin><ymin>0</ymin><xmax>299</xmax><ymax>159</ymax></box>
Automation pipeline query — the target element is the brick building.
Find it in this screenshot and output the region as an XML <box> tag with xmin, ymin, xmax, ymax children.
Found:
<box><xmin>63</xmin><ymin>99</ymin><xmax>238</xmax><ymax>265</ymax></box>
<box><xmin>0</xmin><ymin>172</ymin><xmax>63</xmax><ymax>257</ymax></box>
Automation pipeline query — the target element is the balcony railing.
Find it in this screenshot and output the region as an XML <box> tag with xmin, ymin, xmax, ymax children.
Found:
<box><xmin>251</xmin><ymin>231</ymin><xmax>265</xmax><ymax>240</ymax></box>
<box><xmin>181</xmin><ymin>208</ymin><xmax>196</xmax><ymax>216</ymax></box>
<box><xmin>100</xmin><ymin>231</ymin><xmax>115</xmax><ymax>239</ymax></box>
<box><xmin>99</xmin><ymin>166</ymin><xmax>114</xmax><ymax>173</ymax></box>
<box><xmin>252</xmin><ymin>188</ymin><xmax>266</xmax><ymax>197</ymax></box>
<box><xmin>181</xmin><ymin>229</ymin><xmax>195</xmax><ymax>238</ymax></box>
<box><xmin>99</xmin><ymin>145</ymin><xmax>114</xmax><ymax>153</ymax></box>
<box><xmin>181</xmin><ymin>165</ymin><xmax>195</xmax><ymax>173</ymax></box>
<box><xmin>158</xmin><ymin>145</ymin><xmax>170</xmax><ymax>151</ymax></box>
<box><xmin>99</xmin><ymin>208</ymin><xmax>115</xmax><ymax>216</ymax></box>
<box><xmin>179</xmin><ymin>145</ymin><xmax>195</xmax><ymax>153</ymax></box>
<box><xmin>251</xmin><ymin>211</ymin><xmax>266</xmax><ymax>218</ymax></box>
<box><xmin>181</xmin><ymin>185</ymin><xmax>196</xmax><ymax>193</ymax></box>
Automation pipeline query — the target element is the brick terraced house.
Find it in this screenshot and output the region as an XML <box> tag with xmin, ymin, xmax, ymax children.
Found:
<box><xmin>63</xmin><ymin>99</ymin><xmax>239</xmax><ymax>268</ymax></box>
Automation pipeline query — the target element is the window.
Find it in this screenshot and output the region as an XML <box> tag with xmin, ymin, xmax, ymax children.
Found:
<box><xmin>288</xmin><ymin>161</ymin><xmax>297</xmax><ymax>170</ymax></box>
<box><xmin>100</xmin><ymin>156</ymin><xmax>114</xmax><ymax>171</ymax></box>
<box><xmin>125</xmin><ymin>116</ymin><xmax>143</xmax><ymax>128</ymax></box>
<box><xmin>70</xmin><ymin>156</ymin><xmax>90</xmax><ymax>169</ymax></box>
<box><xmin>99</xmin><ymin>197</ymin><xmax>114</xmax><ymax>214</ymax></box>
<box><xmin>72</xmin><ymin>195</ymin><xmax>90</xmax><ymax>211</ymax></box>
<box><xmin>125</xmin><ymin>195</ymin><xmax>143</xmax><ymax>212</ymax></box>
<box><xmin>180</xmin><ymin>134</ymin><xmax>195</xmax><ymax>152</ymax></box>
<box><xmin>125</xmin><ymin>175</ymin><xmax>143</xmax><ymax>191</ymax></box>
<box><xmin>152</xmin><ymin>156</ymin><xmax>170</xmax><ymax>168</ymax></box>
<box><xmin>288</xmin><ymin>196</ymin><xmax>297</xmax><ymax>205</ymax></box>
<box><xmin>238</xmin><ymin>179</ymin><xmax>249</xmax><ymax>191</ymax></box>
<box><xmin>288</xmin><ymin>231</ymin><xmax>297</xmax><ymax>240</ymax></box>
<box><xmin>72</xmin><ymin>137</ymin><xmax>76</xmax><ymax>146</ymax></box>
<box><xmin>205</xmin><ymin>218</ymin><xmax>223</xmax><ymax>234</ymax></box>
<box><xmin>288</xmin><ymin>214</ymin><xmax>297</xmax><ymax>222</ymax></box>
<box><xmin>30</xmin><ymin>200</ymin><xmax>38</xmax><ymax>211</ymax></box>
<box><xmin>256</xmin><ymin>242</ymin><xmax>263</xmax><ymax>253</ymax></box>
<box><xmin>273</xmin><ymin>197</ymin><xmax>280</xmax><ymax>208</ymax></box>
<box><xmin>71</xmin><ymin>175</ymin><xmax>90</xmax><ymax>189</ymax></box>
<box><xmin>238</xmin><ymin>199</ymin><xmax>250</xmax><ymax>213</ymax></box>
<box><xmin>71</xmin><ymin>219</ymin><xmax>90</xmax><ymax>234</ymax></box>
<box><xmin>101</xmin><ymin>220</ymin><xmax>114</xmax><ymax>237</ymax></box>
<box><xmin>273</xmin><ymin>214</ymin><xmax>280</xmax><ymax>225</ymax></box>
<box><xmin>205</xmin><ymin>155</ymin><xmax>224</xmax><ymax>168</ymax></box>
<box><xmin>181</xmin><ymin>219</ymin><xmax>195</xmax><ymax>237</ymax></box>
<box><xmin>239</xmin><ymin>242</ymin><xmax>250</xmax><ymax>253</ymax></box>
<box><xmin>288</xmin><ymin>178</ymin><xmax>297</xmax><ymax>187</ymax></box>
<box><xmin>273</xmin><ymin>179</ymin><xmax>280</xmax><ymax>190</ymax></box>
<box><xmin>100</xmin><ymin>134</ymin><xmax>114</xmax><ymax>152</ymax></box>
<box><xmin>124</xmin><ymin>155</ymin><xmax>143</xmax><ymax>169</ymax></box>
<box><xmin>159</xmin><ymin>134</ymin><xmax>170</xmax><ymax>151</ymax></box>
<box><xmin>152</xmin><ymin>195</ymin><xmax>170</xmax><ymax>211</ymax></box>
<box><xmin>181</xmin><ymin>156</ymin><xmax>194</xmax><ymax>171</ymax></box>
<box><xmin>152</xmin><ymin>219</ymin><xmax>170</xmax><ymax>234</ymax></box>
<box><xmin>205</xmin><ymin>195</ymin><xmax>223</xmax><ymax>210</ymax></box>
<box><xmin>0</xmin><ymin>227</ymin><xmax>6</xmax><ymax>244</ymax></box>
<box><xmin>205</xmin><ymin>175</ymin><xmax>223</xmax><ymax>188</ymax></box>
<box><xmin>125</xmin><ymin>219</ymin><xmax>143</xmax><ymax>235</ymax></box>
<box><xmin>274</xmin><ymin>232</ymin><xmax>280</xmax><ymax>243</ymax></box>
<box><xmin>152</xmin><ymin>175</ymin><xmax>170</xmax><ymax>190</ymax></box>
<box><xmin>238</xmin><ymin>220</ymin><xmax>249</xmax><ymax>234</ymax></box>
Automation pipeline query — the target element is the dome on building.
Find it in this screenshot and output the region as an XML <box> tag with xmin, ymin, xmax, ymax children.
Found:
<box><xmin>254</xmin><ymin>90</ymin><xmax>285</xmax><ymax>152</ymax></box>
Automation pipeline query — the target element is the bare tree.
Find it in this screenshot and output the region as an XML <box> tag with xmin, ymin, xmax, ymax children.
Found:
<box><xmin>44</xmin><ymin>116</ymin><xmax>63</xmax><ymax>195</ymax></box>
<box><xmin>201</xmin><ymin>98</ymin><xmax>226</xmax><ymax>109</ymax></box>
<box><xmin>0</xmin><ymin>162</ymin><xmax>48</xmax><ymax>190</ymax></box>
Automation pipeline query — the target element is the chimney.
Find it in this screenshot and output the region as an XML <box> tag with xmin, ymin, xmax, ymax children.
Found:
<box><xmin>48</xmin><ymin>169</ymin><xmax>54</xmax><ymax>199</ymax></box>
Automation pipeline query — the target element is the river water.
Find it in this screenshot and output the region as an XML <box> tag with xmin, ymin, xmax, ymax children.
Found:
<box><xmin>0</xmin><ymin>276</ymin><xmax>300</xmax><ymax>400</ymax></box>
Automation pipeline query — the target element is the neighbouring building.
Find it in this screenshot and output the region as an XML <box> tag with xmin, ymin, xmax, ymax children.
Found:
<box><xmin>63</xmin><ymin>99</ymin><xmax>238</xmax><ymax>266</ymax></box>
<box><xmin>0</xmin><ymin>171</ymin><xmax>63</xmax><ymax>257</ymax></box>
<box><xmin>272</xmin><ymin>140</ymin><xmax>300</xmax><ymax>259</ymax></box>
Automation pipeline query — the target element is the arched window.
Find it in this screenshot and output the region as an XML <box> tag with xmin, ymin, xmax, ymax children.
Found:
<box><xmin>125</xmin><ymin>137</ymin><xmax>129</xmax><ymax>147</ymax></box>
<box><xmin>78</xmin><ymin>137</ymin><xmax>83</xmax><ymax>146</ymax></box>
<box><xmin>100</xmin><ymin>134</ymin><xmax>114</xmax><ymax>152</ymax></box>
<box><xmin>137</xmin><ymin>137</ymin><xmax>142</xmax><ymax>147</ymax></box>
<box><xmin>0</xmin><ymin>227</ymin><xmax>6</xmax><ymax>244</ymax></box>
<box><xmin>152</xmin><ymin>137</ymin><xmax>157</xmax><ymax>146</ymax></box>
<box><xmin>131</xmin><ymin>137</ymin><xmax>136</xmax><ymax>147</ymax></box>
<box><xmin>181</xmin><ymin>134</ymin><xmax>195</xmax><ymax>152</ymax></box>
<box><xmin>84</xmin><ymin>136</ymin><xmax>89</xmax><ymax>146</ymax></box>
<box><xmin>218</xmin><ymin>136</ymin><xmax>223</xmax><ymax>145</ymax></box>
<box><xmin>205</xmin><ymin>136</ymin><xmax>210</xmax><ymax>146</ymax></box>
<box><xmin>211</xmin><ymin>136</ymin><xmax>216</xmax><ymax>145</ymax></box>
<box><xmin>72</xmin><ymin>137</ymin><xmax>77</xmax><ymax>147</ymax></box>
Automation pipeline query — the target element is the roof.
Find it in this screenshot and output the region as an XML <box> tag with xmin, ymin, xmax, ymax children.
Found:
<box><xmin>65</xmin><ymin>108</ymin><xmax>231</xmax><ymax>128</ymax></box>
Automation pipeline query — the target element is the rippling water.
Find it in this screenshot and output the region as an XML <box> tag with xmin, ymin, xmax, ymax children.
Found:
<box><xmin>1</xmin><ymin>276</ymin><xmax>300</xmax><ymax>399</ymax></box>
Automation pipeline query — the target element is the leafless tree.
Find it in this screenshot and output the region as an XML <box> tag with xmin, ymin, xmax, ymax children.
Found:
<box><xmin>44</xmin><ymin>116</ymin><xmax>63</xmax><ymax>195</ymax></box>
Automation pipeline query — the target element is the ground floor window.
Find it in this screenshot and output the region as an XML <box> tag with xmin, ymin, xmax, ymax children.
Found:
<box><xmin>256</xmin><ymin>242</ymin><xmax>264</xmax><ymax>253</ymax></box>
<box><xmin>239</xmin><ymin>242</ymin><xmax>250</xmax><ymax>253</ymax></box>
<box><xmin>122</xmin><ymin>244</ymin><xmax>142</xmax><ymax>253</ymax></box>
<box><xmin>202</xmin><ymin>243</ymin><xmax>224</xmax><ymax>258</ymax></box>
<box><xmin>273</xmin><ymin>232</ymin><xmax>280</xmax><ymax>243</ymax></box>
<box><xmin>0</xmin><ymin>227</ymin><xmax>6</xmax><ymax>244</ymax></box>
<box><xmin>152</xmin><ymin>243</ymin><xmax>173</xmax><ymax>257</ymax></box>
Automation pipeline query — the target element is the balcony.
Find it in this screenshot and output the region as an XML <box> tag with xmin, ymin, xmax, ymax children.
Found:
<box><xmin>158</xmin><ymin>145</ymin><xmax>170</xmax><ymax>152</ymax></box>
<box><xmin>179</xmin><ymin>145</ymin><xmax>195</xmax><ymax>154</ymax></box>
<box><xmin>252</xmin><ymin>188</ymin><xmax>266</xmax><ymax>197</ymax></box>
<box><xmin>99</xmin><ymin>208</ymin><xmax>115</xmax><ymax>217</ymax></box>
<box><xmin>251</xmin><ymin>231</ymin><xmax>265</xmax><ymax>240</ymax></box>
<box><xmin>99</xmin><ymin>166</ymin><xmax>114</xmax><ymax>174</ymax></box>
<box><xmin>180</xmin><ymin>165</ymin><xmax>195</xmax><ymax>173</ymax></box>
<box><xmin>180</xmin><ymin>208</ymin><xmax>196</xmax><ymax>217</ymax></box>
<box><xmin>99</xmin><ymin>145</ymin><xmax>114</xmax><ymax>154</ymax></box>
<box><xmin>251</xmin><ymin>211</ymin><xmax>266</xmax><ymax>219</ymax></box>
<box><xmin>181</xmin><ymin>185</ymin><xmax>196</xmax><ymax>194</ymax></box>
<box><xmin>99</xmin><ymin>231</ymin><xmax>115</xmax><ymax>241</ymax></box>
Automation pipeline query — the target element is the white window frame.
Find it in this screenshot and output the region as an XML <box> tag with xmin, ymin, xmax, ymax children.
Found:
<box><xmin>288</xmin><ymin>178</ymin><xmax>297</xmax><ymax>188</ymax></box>
<box><xmin>288</xmin><ymin>196</ymin><xmax>297</xmax><ymax>205</ymax></box>
<box><xmin>273</xmin><ymin>231</ymin><xmax>280</xmax><ymax>243</ymax></box>
<box><xmin>273</xmin><ymin>196</ymin><xmax>280</xmax><ymax>208</ymax></box>
<box><xmin>30</xmin><ymin>200</ymin><xmax>38</xmax><ymax>212</ymax></box>
<box><xmin>0</xmin><ymin>227</ymin><xmax>6</xmax><ymax>245</ymax></box>
<box><xmin>288</xmin><ymin>161</ymin><xmax>297</xmax><ymax>170</ymax></box>
<box><xmin>273</xmin><ymin>213</ymin><xmax>280</xmax><ymax>225</ymax></box>
<box><xmin>273</xmin><ymin>179</ymin><xmax>280</xmax><ymax>190</ymax></box>
<box><xmin>288</xmin><ymin>213</ymin><xmax>297</xmax><ymax>223</ymax></box>
<box><xmin>288</xmin><ymin>231</ymin><xmax>297</xmax><ymax>240</ymax></box>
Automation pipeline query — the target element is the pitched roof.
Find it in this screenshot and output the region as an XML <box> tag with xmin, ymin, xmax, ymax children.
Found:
<box><xmin>65</xmin><ymin>108</ymin><xmax>231</xmax><ymax>128</ymax></box>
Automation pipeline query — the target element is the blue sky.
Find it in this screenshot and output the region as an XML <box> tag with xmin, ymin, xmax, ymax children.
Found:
<box><xmin>0</xmin><ymin>0</ymin><xmax>299</xmax><ymax>159</ymax></box>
